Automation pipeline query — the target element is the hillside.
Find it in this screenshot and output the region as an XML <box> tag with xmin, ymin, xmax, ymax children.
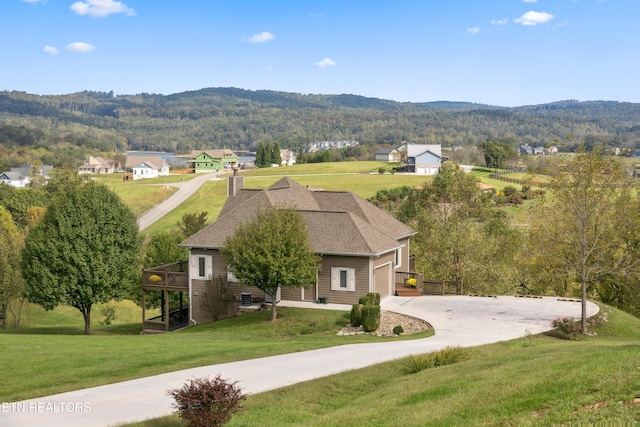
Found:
<box><xmin>1</xmin><ymin>88</ymin><xmax>639</xmax><ymax>170</ymax></box>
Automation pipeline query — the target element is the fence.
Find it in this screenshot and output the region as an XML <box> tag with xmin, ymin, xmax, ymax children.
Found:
<box><xmin>422</xmin><ymin>279</ymin><xmax>463</xmax><ymax>295</ymax></box>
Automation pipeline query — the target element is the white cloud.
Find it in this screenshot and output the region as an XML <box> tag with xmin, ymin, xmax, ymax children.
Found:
<box><xmin>314</xmin><ymin>57</ymin><xmax>336</xmax><ymax>68</ymax></box>
<box><xmin>244</xmin><ymin>31</ymin><xmax>275</xmax><ymax>44</ymax></box>
<box><xmin>491</xmin><ymin>18</ymin><xmax>508</xmax><ymax>25</ymax></box>
<box><xmin>522</xmin><ymin>0</ymin><xmax>538</xmax><ymax>3</ymax></box>
<box><xmin>66</xmin><ymin>42</ymin><xmax>95</xmax><ymax>52</ymax></box>
<box><xmin>467</xmin><ymin>27</ymin><xmax>480</xmax><ymax>35</ymax></box>
<box><xmin>42</xmin><ymin>45</ymin><xmax>58</xmax><ymax>54</ymax></box>
<box><xmin>70</xmin><ymin>0</ymin><xmax>134</xmax><ymax>17</ymax></box>
<box><xmin>514</xmin><ymin>11</ymin><xmax>554</xmax><ymax>26</ymax></box>
<box><xmin>22</xmin><ymin>0</ymin><xmax>47</xmax><ymax>4</ymax></box>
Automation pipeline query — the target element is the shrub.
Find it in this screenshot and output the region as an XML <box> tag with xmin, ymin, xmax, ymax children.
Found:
<box><xmin>378</xmin><ymin>167</ymin><xmax>385</xmax><ymax>174</ymax></box>
<box><xmin>406</xmin><ymin>278</ymin><xmax>417</xmax><ymax>288</ymax></box>
<box><xmin>506</xmin><ymin>193</ymin><xmax>524</xmax><ymax>205</ymax></box>
<box><xmin>358</xmin><ymin>292</ymin><xmax>380</xmax><ymax>306</ymax></box>
<box><xmin>393</xmin><ymin>325</ymin><xmax>404</xmax><ymax>335</ymax></box>
<box><xmin>361</xmin><ymin>305</ymin><xmax>380</xmax><ymax>332</ymax></box>
<box><xmin>99</xmin><ymin>304</ymin><xmax>117</xmax><ymax>325</ymax></box>
<box><xmin>493</xmin><ymin>194</ymin><xmax>507</xmax><ymax>206</ymax></box>
<box><xmin>551</xmin><ymin>316</ymin><xmax>582</xmax><ymax>340</ymax></box>
<box><xmin>406</xmin><ymin>346</ymin><xmax>470</xmax><ymax>374</ymax></box>
<box><xmin>168</xmin><ymin>375</ymin><xmax>246</xmax><ymax>427</ymax></box>
<box><xmin>350</xmin><ymin>304</ymin><xmax>363</xmax><ymax>327</ymax></box>
<box><xmin>503</xmin><ymin>185</ymin><xmax>518</xmax><ymax>197</ymax></box>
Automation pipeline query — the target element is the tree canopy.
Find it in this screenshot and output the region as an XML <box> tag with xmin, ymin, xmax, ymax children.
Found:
<box><xmin>220</xmin><ymin>206</ymin><xmax>320</xmax><ymax>321</ymax></box>
<box><xmin>0</xmin><ymin>206</ymin><xmax>25</xmax><ymax>329</ymax></box>
<box><xmin>397</xmin><ymin>162</ymin><xmax>520</xmax><ymax>293</ymax></box>
<box><xmin>526</xmin><ymin>150</ymin><xmax>640</xmax><ymax>329</ymax></box>
<box><xmin>22</xmin><ymin>178</ymin><xmax>141</xmax><ymax>334</ymax></box>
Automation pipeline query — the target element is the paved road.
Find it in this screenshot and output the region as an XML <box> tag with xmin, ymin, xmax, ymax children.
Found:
<box><xmin>137</xmin><ymin>171</ymin><xmax>221</xmax><ymax>231</ymax></box>
<box><xmin>1</xmin><ymin>295</ymin><xmax>598</xmax><ymax>427</ymax></box>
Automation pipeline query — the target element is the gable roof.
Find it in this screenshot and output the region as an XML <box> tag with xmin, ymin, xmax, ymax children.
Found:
<box><xmin>181</xmin><ymin>177</ymin><xmax>416</xmax><ymax>256</ymax></box>
<box><xmin>189</xmin><ymin>149</ymin><xmax>237</xmax><ymax>160</ymax></box>
<box><xmin>125</xmin><ymin>155</ymin><xmax>166</xmax><ymax>170</ymax></box>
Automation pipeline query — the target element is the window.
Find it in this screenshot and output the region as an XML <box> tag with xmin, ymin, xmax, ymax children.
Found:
<box><xmin>191</xmin><ymin>254</ymin><xmax>212</xmax><ymax>279</ymax></box>
<box><xmin>198</xmin><ymin>257</ymin><xmax>206</xmax><ymax>277</ymax></box>
<box><xmin>395</xmin><ymin>247</ymin><xmax>402</xmax><ymax>269</ymax></box>
<box><xmin>331</xmin><ymin>267</ymin><xmax>355</xmax><ymax>292</ymax></box>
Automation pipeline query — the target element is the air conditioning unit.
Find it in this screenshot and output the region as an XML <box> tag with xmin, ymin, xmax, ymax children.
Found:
<box><xmin>264</xmin><ymin>286</ymin><xmax>281</xmax><ymax>303</ymax></box>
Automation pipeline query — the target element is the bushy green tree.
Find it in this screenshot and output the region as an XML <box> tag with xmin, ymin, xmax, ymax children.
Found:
<box><xmin>0</xmin><ymin>206</ymin><xmax>25</xmax><ymax>329</ymax></box>
<box><xmin>221</xmin><ymin>206</ymin><xmax>320</xmax><ymax>321</ymax></box>
<box><xmin>22</xmin><ymin>178</ymin><xmax>140</xmax><ymax>334</ymax></box>
<box><xmin>478</xmin><ymin>141</ymin><xmax>514</xmax><ymax>169</ymax></box>
<box><xmin>527</xmin><ymin>150</ymin><xmax>640</xmax><ymax>330</ymax></box>
<box><xmin>178</xmin><ymin>211</ymin><xmax>208</xmax><ymax>238</ymax></box>
<box><xmin>398</xmin><ymin>162</ymin><xmax>519</xmax><ymax>293</ymax></box>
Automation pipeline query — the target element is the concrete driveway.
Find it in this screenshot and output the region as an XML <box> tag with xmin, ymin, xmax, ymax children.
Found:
<box><xmin>1</xmin><ymin>296</ymin><xmax>598</xmax><ymax>427</ymax></box>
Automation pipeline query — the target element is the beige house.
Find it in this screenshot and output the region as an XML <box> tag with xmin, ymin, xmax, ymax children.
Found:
<box><xmin>141</xmin><ymin>175</ymin><xmax>420</xmax><ymax>331</ymax></box>
<box><xmin>78</xmin><ymin>156</ymin><xmax>119</xmax><ymax>175</ymax></box>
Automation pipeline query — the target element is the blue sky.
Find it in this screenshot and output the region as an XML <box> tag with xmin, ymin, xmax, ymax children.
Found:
<box><xmin>2</xmin><ymin>0</ymin><xmax>639</xmax><ymax>107</ymax></box>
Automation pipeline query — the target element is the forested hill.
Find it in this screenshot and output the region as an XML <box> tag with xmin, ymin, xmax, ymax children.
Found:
<box><xmin>1</xmin><ymin>87</ymin><xmax>639</xmax><ymax>169</ymax></box>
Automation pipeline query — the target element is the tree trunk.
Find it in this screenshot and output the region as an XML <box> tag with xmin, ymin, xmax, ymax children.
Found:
<box><xmin>9</xmin><ymin>298</ymin><xmax>25</xmax><ymax>328</ymax></box>
<box><xmin>1</xmin><ymin>303</ymin><xmax>6</xmax><ymax>329</ymax></box>
<box><xmin>581</xmin><ymin>279</ymin><xmax>588</xmax><ymax>333</ymax></box>
<box><xmin>82</xmin><ymin>305</ymin><xmax>92</xmax><ymax>335</ymax></box>
<box><xmin>269</xmin><ymin>292</ymin><xmax>277</xmax><ymax>321</ymax></box>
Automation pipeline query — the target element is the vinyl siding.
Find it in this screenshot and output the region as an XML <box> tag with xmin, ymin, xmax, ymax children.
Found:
<box><xmin>317</xmin><ymin>255</ymin><xmax>370</xmax><ymax>305</ymax></box>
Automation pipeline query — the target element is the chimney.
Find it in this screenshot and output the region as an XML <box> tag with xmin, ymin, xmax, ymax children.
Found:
<box><xmin>227</xmin><ymin>170</ymin><xmax>244</xmax><ymax>197</ymax></box>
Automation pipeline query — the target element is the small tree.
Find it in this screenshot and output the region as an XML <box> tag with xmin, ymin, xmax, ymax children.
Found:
<box><xmin>168</xmin><ymin>375</ymin><xmax>245</xmax><ymax>427</ymax></box>
<box><xmin>221</xmin><ymin>206</ymin><xmax>320</xmax><ymax>321</ymax></box>
<box><xmin>178</xmin><ymin>211</ymin><xmax>209</xmax><ymax>238</ymax></box>
<box><xmin>0</xmin><ymin>206</ymin><xmax>25</xmax><ymax>329</ymax></box>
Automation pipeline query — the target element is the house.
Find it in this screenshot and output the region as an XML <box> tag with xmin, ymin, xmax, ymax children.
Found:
<box><xmin>406</xmin><ymin>144</ymin><xmax>442</xmax><ymax>174</ymax></box>
<box><xmin>0</xmin><ymin>164</ymin><xmax>52</xmax><ymax>188</ymax></box>
<box><xmin>124</xmin><ymin>155</ymin><xmax>169</xmax><ymax>180</ymax></box>
<box><xmin>519</xmin><ymin>144</ymin><xmax>533</xmax><ymax>155</ymax></box>
<box><xmin>141</xmin><ymin>175</ymin><xmax>420</xmax><ymax>331</ymax></box>
<box><xmin>187</xmin><ymin>149</ymin><xmax>239</xmax><ymax>172</ymax></box>
<box><xmin>78</xmin><ymin>156</ymin><xmax>120</xmax><ymax>175</ymax></box>
<box><xmin>280</xmin><ymin>149</ymin><xmax>296</xmax><ymax>166</ymax></box>
<box><xmin>374</xmin><ymin>143</ymin><xmax>406</xmax><ymax>162</ymax></box>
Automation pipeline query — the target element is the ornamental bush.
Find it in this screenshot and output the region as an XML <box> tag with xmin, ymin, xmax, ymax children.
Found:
<box><xmin>551</xmin><ymin>316</ymin><xmax>582</xmax><ymax>340</ymax></box>
<box><xmin>358</xmin><ymin>292</ymin><xmax>380</xmax><ymax>306</ymax></box>
<box><xmin>350</xmin><ymin>304</ymin><xmax>363</xmax><ymax>327</ymax></box>
<box><xmin>361</xmin><ymin>305</ymin><xmax>380</xmax><ymax>332</ymax></box>
<box><xmin>406</xmin><ymin>346</ymin><xmax>470</xmax><ymax>374</ymax></box>
<box><xmin>168</xmin><ymin>375</ymin><xmax>245</xmax><ymax>427</ymax></box>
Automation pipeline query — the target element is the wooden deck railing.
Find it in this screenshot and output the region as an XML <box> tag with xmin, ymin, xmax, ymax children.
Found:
<box><xmin>422</xmin><ymin>279</ymin><xmax>463</xmax><ymax>295</ymax></box>
<box><xmin>142</xmin><ymin>260</ymin><xmax>189</xmax><ymax>291</ymax></box>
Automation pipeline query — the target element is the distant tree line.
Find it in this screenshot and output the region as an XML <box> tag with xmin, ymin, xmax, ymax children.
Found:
<box><xmin>1</xmin><ymin>88</ymin><xmax>639</xmax><ymax>172</ymax></box>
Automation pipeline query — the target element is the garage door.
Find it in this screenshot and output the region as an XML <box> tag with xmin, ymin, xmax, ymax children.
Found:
<box><xmin>374</xmin><ymin>264</ymin><xmax>391</xmax><ymax>296</ymax></box>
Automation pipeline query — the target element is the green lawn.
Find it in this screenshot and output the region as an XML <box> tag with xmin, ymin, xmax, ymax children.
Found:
<box><xmin>130</xmin><ymin>306</ymin><xmax>640</xmax><ymax>426</ymax></box>
<box><xmin>0</xmin><ymin>301</ymin><xmax>431</xmax><ymax>402</ymax></box>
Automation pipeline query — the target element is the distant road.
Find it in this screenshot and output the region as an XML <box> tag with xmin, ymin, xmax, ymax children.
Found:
<box><xmin>137</xmin><ymin>171</ymin><xmax>221</xmax><ymax>231</ymax></box>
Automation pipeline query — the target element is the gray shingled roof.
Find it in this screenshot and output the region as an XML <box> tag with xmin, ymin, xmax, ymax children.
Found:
<box><xmin>181</xmin><ymin>177</ymin><xmax>416</xmax><ymax>256</ymax></box>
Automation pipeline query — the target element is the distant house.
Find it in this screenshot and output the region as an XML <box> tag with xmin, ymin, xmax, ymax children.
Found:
<box><xmin>375</xmin><ymin>143</ymin><xmax>406</xmax><ymax>162</ymax></box>
<box><xmin>520</xmin><ymin>144</ymin><xmax>533</xmax><ymax>155</ymax></box>
<box><xmin>141</xmin><ymin>176</ymin><xmax>421</xmax><ymax>331</ymax></box>
<box><xmin>280</xmin><ymin>149</ymin><xmax>296</xmax><ymax>166</ymax></box>
<box><xmin>187</xmin><ymin>150</ymin><xmax>239</xmax><ymax>172</ymax></box>
<box><xmin>124</xmin><ymin>155</ymin><xmax>169</xmax><ymax>180</ymax></box>
<box><xmin>406</xmin><ymin>144</ymin><xmax>442</xmax><ymax>175</ymax></box>
<box><xmin>78</xmin><ymin>156</ymin><xmax>120</xmax><ymax>175</ymax></box>
<box><xmin>544</xmin><ymin>146</ymin><xmax>559</xmax><ymax>155</ymax></box>
<box><xmin>0</xmin><ymin>164</ymin><xmax>52</xmax><ymax>188</ymax></box>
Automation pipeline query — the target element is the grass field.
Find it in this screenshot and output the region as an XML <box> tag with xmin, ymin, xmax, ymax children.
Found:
<box><xmin>129</xmin><ymin>305</ymin><xmax>640</xmax><ymax>426</ymax></box>
<box><xmin>92</xmin><ymin>162</ymin><xmax>559</xmax><ymax>233</ymax></box>
<box><xmin>0</xmin><ymin>301</ymin><xmax>431</xmax><ymax>402</ymax></box>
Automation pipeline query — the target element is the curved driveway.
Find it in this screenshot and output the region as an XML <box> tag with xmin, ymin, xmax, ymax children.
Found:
<box><xmin>137</xmin><ymin>171</ymin><xmax>221</xmax><ymax>231</ymax></box>
<box><xmin>2</xmin><ymin>295</ymin><xmax>598</xmax><ymax>427</ymax></box>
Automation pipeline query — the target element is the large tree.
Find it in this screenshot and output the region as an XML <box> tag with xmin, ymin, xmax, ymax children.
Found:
<box><xmin>221</xmin><ymin>206</ymin><xmax>320</xmax><ymax>321</ymax></box>
<box><xmin>0</xmin><ymin>206</ymin><xmax>25</xmax><ymax>329</ymax></box>
<box><xmin>478</xmin><ymin>141</ymin><xmax>514</xmax><ymax>169</ymax></box>
<box><xmin>398</xmin><ymin>162</ymin><xmax>520</xmax><ymax>293</ymax></box>
<box><xmin>22</xmin><ymin>178</ymin><xmax>140</xmax><ymax>334</ymax></box>
<box><xmin>527</xmin><ymin>150</ymin><xmax>640</xmax><ymax>331</ymax></box>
